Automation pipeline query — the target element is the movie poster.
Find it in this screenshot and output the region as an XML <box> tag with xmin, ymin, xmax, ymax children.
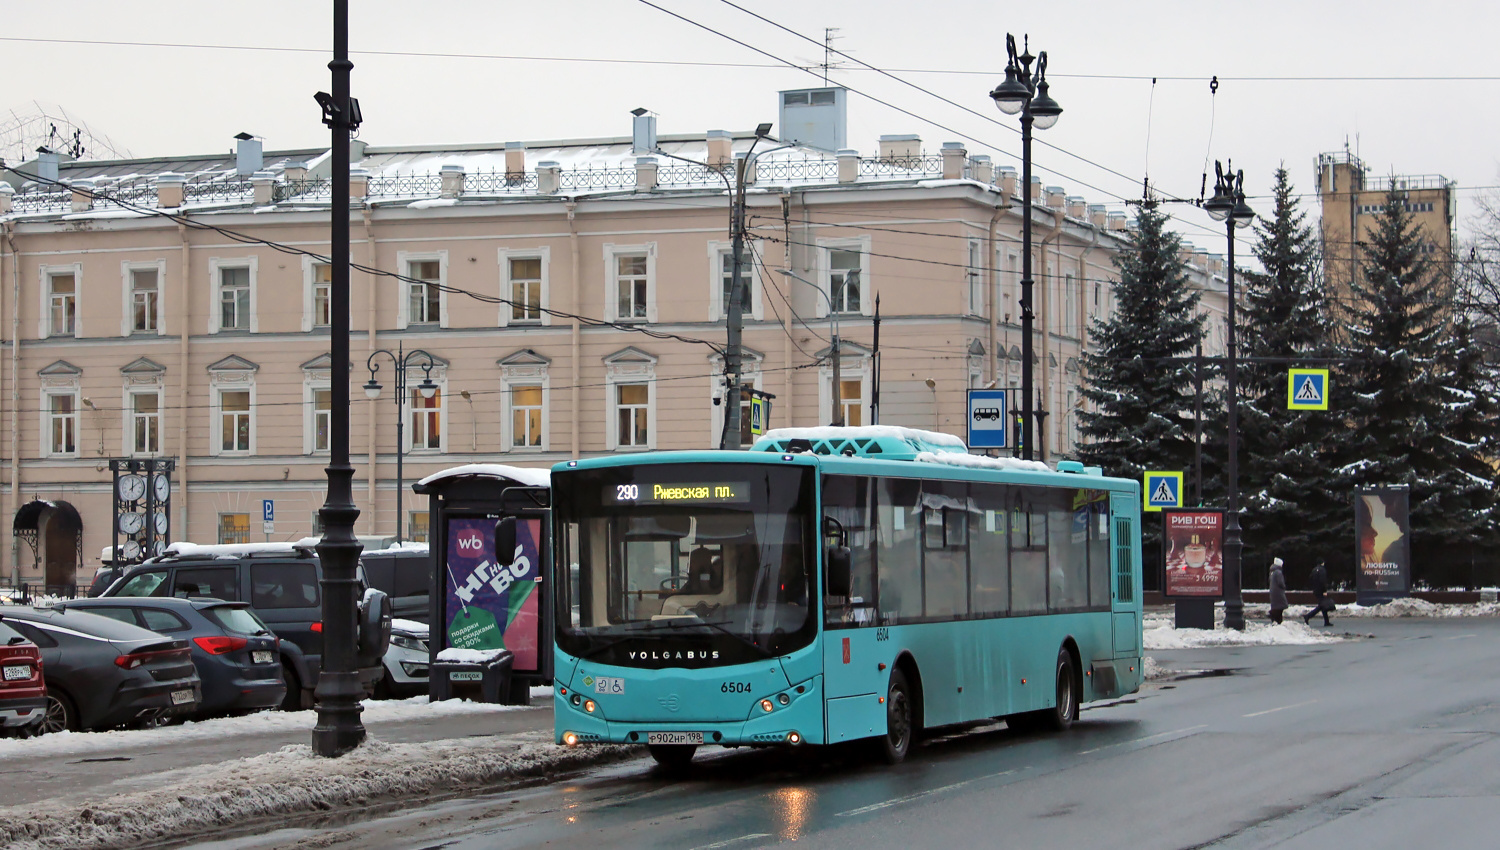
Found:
<box><xmin>1355</xmin><ymin>487</ymin><xmax>1410</xmax><ymax>595</ymax></box>
<box><xmin>1162</xmin><ymin>509</ymin><xmax>1224</xmax><ymax>598</ymax></box>
<box><xmin>444</xmin><ymin>516</ymin><xmax>542</xmax><ymax>672</ymax></box>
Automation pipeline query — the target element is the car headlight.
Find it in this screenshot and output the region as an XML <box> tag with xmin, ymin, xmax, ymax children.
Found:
<box><xmin>389</xmin><ymin>634</ymin><xmax>427</xmax><ymax>652</ymax></box>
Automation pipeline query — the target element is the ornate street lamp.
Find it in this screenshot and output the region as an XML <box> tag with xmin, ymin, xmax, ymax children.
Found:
<box><xmin>363</xmin><ymin>344</ymin><xmax>438</xmax><ymax>544</ymax></box>
<box><xmin>990</xmin><ymin>33</ymin><xmax>1062</xmax><ymax>461</ymax></box>
<box><xmin>1202</xmin><ymin>160</ymin><xmax>1255</xmax><ymax>630</ymax></box>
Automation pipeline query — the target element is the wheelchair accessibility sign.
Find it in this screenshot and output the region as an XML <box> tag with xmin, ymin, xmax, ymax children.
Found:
<box><xmin>1287</xmin><ymin>368</ymin><xmax>1329</xmax><ymax>411</ymax></box>
<box><xmin>967</xmin><ymin>389</ymin><xmax>1008</xmax><ymax>449</ymax></box>
<box><xmin>1144</xmin><ymin>471</ymin><xmax>1183</xmax><ymax>512</ymax></box>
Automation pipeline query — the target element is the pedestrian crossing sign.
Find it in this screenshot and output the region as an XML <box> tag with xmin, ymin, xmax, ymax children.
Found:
<box><xmin>1287</xmin><ymin>368</ymin><xmax>1330</xmax><ymax>411</ymax></box>
<box><xmin>1143</xmin><ymin>471</ymin><xmax>1183</xmax><ymax>512</ymax></box>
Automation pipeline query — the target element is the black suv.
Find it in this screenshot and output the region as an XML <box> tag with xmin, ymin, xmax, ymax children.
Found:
<box><xmin>358</xmin><ymin>547</ymin><xmax>431</xmax><ymax>625</ymax></box>
<box><xmin>100</xmin><ymin>543</ymin><xmax>389</xmax><ymax>710</ymax></box>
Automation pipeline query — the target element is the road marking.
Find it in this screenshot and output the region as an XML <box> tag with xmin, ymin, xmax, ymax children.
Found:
<box><xmin>690</xmin><ymin>834</ymin><xmax>772</xmax><ymax>849</ymax></box>
<box><xmin>1077</xmin><ymin>724</ymin><xmax>1206</xmax><ymax>756</ymax></box>
<box><xmin>1243</xmin><ymin>699</ymin><xmax>1319</xmax><ymax>718</ymax></box>
<box><xmin>1447</xmin><ymin>634</ymin><xmax>1478</xmax><ymax>640</ymax></box>
<box><xmin>835</xmin><ymin>770</ymin><xmax>1015</xmax><ymax>817</ymax></box>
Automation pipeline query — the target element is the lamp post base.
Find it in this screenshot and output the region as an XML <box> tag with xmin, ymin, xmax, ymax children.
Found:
<box><xmin>312</xmin><ymin>671</ymin><xmax>367</xmax><ymax>756</ymax></box>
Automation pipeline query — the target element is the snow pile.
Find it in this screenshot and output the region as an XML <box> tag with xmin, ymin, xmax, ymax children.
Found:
<box><xmin>1331</xmin><ymin>598</ymin><xmax>1500</xmax><ymax>618</ymax></box>
<box><xmin>436</xmin><ymin>647</ymin><xmax>510</xmax><ymax>663</ymax></box>
<box><xmin>1144</xmin><ymin>620</ymin><xmax>1342</xmax><ymax>649</ymax></box>
<box><xmin>0</xmin><ymin>696</ymin><xmax>534</xmax><ymax>762</ymax></box>
<box><xmin>0</xmin><ymin>733</ymin><xmax>633</xmax><ymax>850</ymax></box>
<box><xmin>416</xmin><ymin>463</ymin><xmax>551</xmax><ymax>488</ymax></box>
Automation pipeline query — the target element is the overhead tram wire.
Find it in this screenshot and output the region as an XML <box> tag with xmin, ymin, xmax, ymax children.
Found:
<box><xmin>4</xmin><ymin>167</ymin><xmax>728</xmax><ymax>357</ymax></box>
<box><xmin>634</xmin><ymin>0</ymin><xmax>1139</xmax><ymax>205</ymax></box>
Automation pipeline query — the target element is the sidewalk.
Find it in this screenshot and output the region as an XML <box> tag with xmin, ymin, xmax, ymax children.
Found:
<box><xmin>0</xmin><ymin>694</ymin><xmax>634</xmax><ymax>850</ymax></box>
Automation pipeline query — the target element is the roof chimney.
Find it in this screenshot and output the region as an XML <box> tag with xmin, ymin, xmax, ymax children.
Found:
<box><xmin>234</xmin><ymin>133</ymin><xmax>263</xmax><ymax>176</ymax></box>
<box><xmin>1088</xmin><ymin>204</ymin><xmax>1107</xmax><ymax>227</ymax></box>
<box><xmin>1046</xmin><ymin>186</ymin><xmax>1066</xmax><ymax>209</ymax></box>
<box><xmin>1066</xmin><ymin>196</ymin><xmax>1086</xmax><ymax>218</ymax></box>
<box><xmin>878</xmin><ymin>134</ymin><xmax>921</xmax><ymax>163</ymax></box>
<box><xmin>778</xmin><ymin>87</ymin><xmax>847</xmax><ymax>152</ymax></box>
<box><xmin>631</xmin><ymin>109</ymin><xmax>657</xmax><ymax>155</ymax></box>
<box><xmin>505</xmin><ymin>141</ymin><xmax>525</xmax><ymax>178</ymax></box>
<box><xmin>707</xmin><ymin>130</ymin><xmax>732</xmax><ymax>169</ymax></box>
<box><xmin>36</xmin><ymin>148</ymin><xmax>59</xmax><ymax>183</ymax></box>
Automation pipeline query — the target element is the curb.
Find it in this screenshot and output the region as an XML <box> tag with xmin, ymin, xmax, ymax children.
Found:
<box><xmin>0</xmin><ymin>733</ymin><xmax>634</xmax><ymax>850</ymax></box>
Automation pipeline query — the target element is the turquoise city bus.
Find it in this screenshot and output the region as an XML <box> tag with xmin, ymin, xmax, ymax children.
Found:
<box><xmin>538</xmin><ymin>426</ymin><xmax>1142</xmax><ymax>767</ymax></box>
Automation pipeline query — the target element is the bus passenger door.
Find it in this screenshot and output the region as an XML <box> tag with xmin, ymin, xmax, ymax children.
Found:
<box><xmin>1109</xmin><ymin>495</ymin><xmax>1140</xmax><ymax>659</ymax></box>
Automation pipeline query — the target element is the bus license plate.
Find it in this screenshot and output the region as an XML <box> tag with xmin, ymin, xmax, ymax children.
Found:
<box><xmin>252</xmin><ymin>651</ymin><xmax>274</xmax><ymax>665</ymax></box>
<box><xmin>170</xmin><ymin>689</ymin><xmax>194</xmax><ymax>705</ymax></box>
<box><xmin>647</xmin><ymin>731</ymin><xmax>703</xmax><ymax>745</ymax></box>
<box><xmin>593</xmin><ymin>676</ymin><xmax>625</xmax><ymax>695</ymax></box>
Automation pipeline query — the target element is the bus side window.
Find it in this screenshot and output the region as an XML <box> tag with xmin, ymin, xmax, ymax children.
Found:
<box><xmin>1088</xmin><ymin>493</ymin><xmax>1112</xmax><ymax>608</ymax></box>
<box><xmin>1049</xmin><ymin>489</ymin><xmax>1089</xmax><ymax>611</ymax></box>
<box><xmin>969</xmin><ymin>482</ymin><xmax>1010</xmax><ymax>616</ymax></box>
<box><xmin>1010</xmin><ymin>490</ymin><xmax>1047</xmax><ymax>614</ymax></box>
<box><xmin>822</xmin><ymin>475</ymin><xmax>875</xmax><ymax>627</ymax></box>
<box><xmin>921</xmin><ymin>480</ymin><xmax>969</xmax><ymax>618</ymax></box>
<box><xmin>876</xmin><ymin>477</ymin><xmax>923</xmax><ymax>624</ymax></box>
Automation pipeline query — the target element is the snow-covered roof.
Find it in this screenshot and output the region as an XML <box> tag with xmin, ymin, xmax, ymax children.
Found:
<box><xmin>913</xmin><ymin>451</ymin><xmax>1051</xmax><ymax>474</ymax></box>
<box><xmin>758</xmin><ymin>425</ymin><xmax>967</xmax><ymax>450</ymax></box>
<box><xmin>162</xmin><ymin>541</ymin><xmax>315</xmax><ymax>559</ymax></box>
<box><xmin>416</xmin><ymin>464</ymin><xmax>551</xmax><ymax>488</ymax></box>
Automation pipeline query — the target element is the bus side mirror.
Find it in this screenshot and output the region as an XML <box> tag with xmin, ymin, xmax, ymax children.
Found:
<box><xmin>826</xmin><ymin>546</ymin><xmax>852</xmax><ymax>596</ymax></box>
<box><xmin>494</xmin><ymin>517</ymin><xmax>517</xmax><ymax>566</ymax></box>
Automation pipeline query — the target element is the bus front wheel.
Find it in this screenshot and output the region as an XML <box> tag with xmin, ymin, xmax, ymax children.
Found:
<box><xmin>874</xmin><ymin>668</ymin><xmax>914</xmax><ymax>765</ymax></box>
<box><xmin>649</xmin><ymin>744</ymin><xmax>697</xmax><ymax>770</ymax></box>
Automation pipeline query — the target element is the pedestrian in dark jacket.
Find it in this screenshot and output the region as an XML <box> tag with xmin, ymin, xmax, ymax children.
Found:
<box><xmin>1303</xmin><ymin>561</ymin><xmax>1333</xmax><ymax>626</ymax></box>
<box><xmin>1268</xmin><ymin>558</ymin><xmax>1288</xmax><ymax>624</ymax></box>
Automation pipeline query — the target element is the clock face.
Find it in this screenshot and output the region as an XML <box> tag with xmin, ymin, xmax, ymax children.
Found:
<box><xmin>117</xmin><ymin>511</ymin><xmax>145</xmax><ymax>535</ymax></box>
<box><xmin>122</xmin><ymin>539</ymin><xmax>142</xmax><ymax>560</ymax></box>
<box><xmin>117</xmin><ymin>475</ymin><xmax>146</xmax><ymax>502</ymax></box>
<box><xmin>154</xmin><ymin>511</ymin><xmax>169</xmax><ymax>535</ymax></box>
<box><xmin>152</xmin><ymin>474</ymin><xmax>170</xmax><ymax>502</ymax></box>
<box><xmin>149</xmin><ymin>539</ymin><xmax>165</xmax><ymax>557</ymax></box>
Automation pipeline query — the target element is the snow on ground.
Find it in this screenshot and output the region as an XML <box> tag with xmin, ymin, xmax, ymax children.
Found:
<box><xmin>0</xmin><ymin>690</ymin><xmax>552</xmax><ymax>762</ymax></box>
<box><xmin>0</xmin><ymin>732</ymin><xmax>633</xmax><ymax>850</ymax></box>
<box><xmin>1143</xmin><ymin>619</ymin><xmax>1343</xmax><ymax>650</ymax></box>
<box><xmin>1320</xmin><ymin>598</ymin><xmax>1500</xmax><ymax>618</ymax></box>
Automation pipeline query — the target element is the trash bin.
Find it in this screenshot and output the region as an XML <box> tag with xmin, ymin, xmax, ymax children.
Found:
<box><xmin>430</xmin><ymin>648</ymin><xmax>515</xmax><ymax>703</ymax></box>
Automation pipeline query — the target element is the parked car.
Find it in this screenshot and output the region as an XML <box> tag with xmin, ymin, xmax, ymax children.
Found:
<box><xmin>0</xmin><ymin>619</ymin><xmax>45</xmax><ymax>735</ymax></box>
<box><xmin>377</xmin><ymin>619</ymin><xmax>429</xmax><ymax>699</ymax></box>
<box><xmin>87</xmin><ymin>566</ymin><xmax>123</xmax><ymax>598</ymax></box>
<box><xmin>359</xmin><ymin>546</ymin><xmax>431</xmax><ymax>624</ymax></box>
<box><xmin>63</xmin><ymin>598</ymin><xmax>285</xmax><ymax>716</ymax></box>
<box><xmin>0</xmin><ymin>606</ymin><xmax>200</xmax><ymax>733</ymax></box>
<box><xmin>100</xmin><ymin>542</ymin><xmax>388</xmax><ymax>711</ymax></box>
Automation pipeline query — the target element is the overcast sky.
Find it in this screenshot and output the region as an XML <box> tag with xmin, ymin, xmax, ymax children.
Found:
<box><xmin>5</xmin><ymin>0</ymin><xmax>1498</xmax><ymax>248</ymax></box>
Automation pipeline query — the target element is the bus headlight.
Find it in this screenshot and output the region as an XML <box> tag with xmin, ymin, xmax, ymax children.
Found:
<box><xmin>563</xmin><ymin>731</ymin><xmax>579</xmax><ymax>747</ymax></box>
<box><xmin>760</xmin><ymin>699</ymin><xmax>775</xmax><ymax>713</ymax></box>
<box><xmin>786</xmin><ymin>731</ymin><xmax>802</xmax><ymax>744</ymax></box>
<box><xmin>584</xmin><ymin>699</ymin><xmax>596</xmax><ymax>713</ymax></box>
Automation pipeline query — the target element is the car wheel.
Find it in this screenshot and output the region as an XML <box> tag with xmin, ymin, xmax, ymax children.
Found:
<box><xmin>280</xmin><ymin>663</ymin><xmax>304</xmax><ymax>712</ymax></box>
<box><xmin>40</xmin><ymin>690</ymin><xmax>79</xmax><ymax>735</ymax></box>
<box><xmin>874</xmin><ymin>668</ymin><xmax>914</xmax><ymax>765</ymax></box>
<box><xmin>648</xmin><ymin>744</ymin><xmax>697</xmax><ymax>770</ymax></box>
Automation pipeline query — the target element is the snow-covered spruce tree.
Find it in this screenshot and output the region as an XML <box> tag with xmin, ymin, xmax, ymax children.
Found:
<box><xmin>1234</xmin><ymin>167</ymin><xmax>1345</xmax><ymax>581</ymax></box>
<box><xmin>1078</xmin><ymin>202</ymin><xmax>1206</xmax><ymax>508</ymax></box>
<box><xmin>1424</xmin><ymin>305</ymin><xmax>1500</xmax><ymax>575</ymax></box>
<box><xmin>1338</xmin><ymin>186</ymin><xmax>1494</xmax><ymax>581</ymax></box>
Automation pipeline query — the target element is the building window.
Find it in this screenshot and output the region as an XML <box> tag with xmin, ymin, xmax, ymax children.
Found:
<box><xmin>408</xmin><ymin>386</ymin><xmax>442</xmax><ymax>451</ymax></box>
<box><xmin>831</xmin><ymin>249</ymin><xmax>862</xmax><ymax>313</ymax></box>
<box><xmin>45</xmin><ymin>392</ymin><xmax>78</xmax><ymax>456</ymax></box>
<box><xmin>968</xmin><ymin>241</ymin><xmax>984</xmax><ymax>315</ymax></box>
<box><xmin>409</xmin><ymin>512</ymin><xmax>430</xmax><ymax>543</ymax></box>
<box><xmin>219</xmin><ymin>390</ymin><xmax>252</xmax><ymax>453</ymax></box>
<box><xmin>509</xmin><ymin>385</ymin><xmax>543</xmax><ymax>448</ymax></box>
<box><xmin>218</xmin><ymin>513</ymin><xmax>251</xmax><ymax>545</ymax></box>
<box><xmin>312</xmin><ymin>388</ymin><xmax>331</xmax><ymax>452</ymax></box>
<box><xmin>509</xmin><ymin>257</ymin><xmax>542</xmax><ymax>323</ymax></box>
<box><xmin>616</xmin><ymin>383</ymin><xmax>650</xmax><ymax>448</ymax></box>
<box><xmin>839</xmin><ymin>378</ymin><xmax>864</xmax><ymax>427</ymax></box>
<box><xmin>129</xmin><ymin>268</ymin><xmax>158</xmax><ymax>333</ymax></box>
<box><xmin>409</xmin><ymin>259</ymin><xmax>441</xmax><ymax>324</ymax></box>
<box><xmin>218</xmin><ymin>266</ymin><xmax>251</xmax><ymax>331</ymax></box>
<box><xmin>131</xmin><ymin>392</ymin><xmax>160</xmax><ymax>455</ymax></box>
<box><xmin>312</xmin><ymin>263</ymin><xmax>332</xmax><ymax>328</ymax></box>
<box><xmin>708</xmin><ymin>241</ymin><xmax>763</xmax><ymax>322</ymax></box>
<box><xmin>616</xmin><ymin>254</ymin><xmax>649</xmax><ymax>320</ymax></box>
<box><xmin>1063</xmin><ymin>272</ymin><xmax>1077</xmax><ymax>337</ymax></box>
<box><xmin>48</xmin><ymin>272</ymin><xmax>76</xmax><ymax>336</ymax></box>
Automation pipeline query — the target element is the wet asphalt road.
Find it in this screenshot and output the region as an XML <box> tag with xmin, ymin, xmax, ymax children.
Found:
<box><xmin>193</xmin><ymin>618</ymin><xmax>1500</xmax><ymax>850</ymax></box>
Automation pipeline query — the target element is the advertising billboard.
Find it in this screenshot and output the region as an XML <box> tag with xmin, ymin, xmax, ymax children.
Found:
<box><xmin>1162</xmin><ymin>509</ymin><xmax>1224</xmax><ymax>598</ymax></box>
<box><xmin>444</xmin><ymin>515</ymin><xmax>543</xmax><ymax>673</ymax></box>
<box><xmin>1354</xmin><ymin>487</ymin><xmax>1410</xmax><ymax>600</ymax></box>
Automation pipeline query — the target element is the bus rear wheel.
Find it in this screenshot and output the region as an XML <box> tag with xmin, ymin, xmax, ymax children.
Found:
<box><xmin>874</xmin><ymin>668</ymin><xmax>914</xmax><ymax>765</ymax></box>
<box><xmin>1044</xmin><ymin>648</ymin><xmax>1079</xmax><ymax>731</ymax></box>
<box><xmin>648</xmin><ymin>744</ymin><xmax>697</xmax><ymax>770</ymax></box>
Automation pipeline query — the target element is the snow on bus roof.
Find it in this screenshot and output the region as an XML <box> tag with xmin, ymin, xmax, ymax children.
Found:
<box><xmin>914</xmin><ymin>451</ymin><xmax>1052</xmax><ymax>473</ymax></box>
<box><xmin>415</xmin><ymin>464</ymin><xmax>551</xmax><ymax>488</ymax></box>
<box><xmin>758</xmin><ymin>425</ymin><xmax>968</xmax><ymax>449</ymax></box>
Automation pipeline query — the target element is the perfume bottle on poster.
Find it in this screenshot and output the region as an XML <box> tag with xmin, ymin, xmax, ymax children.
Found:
<box><xmin>1184</xmin><ymin>534</ymin><xmax>1208</xmax><ymax>570</ymax></box>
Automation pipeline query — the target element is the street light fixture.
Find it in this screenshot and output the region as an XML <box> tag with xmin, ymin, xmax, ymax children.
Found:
<box><xmin>990</xmin><ymin>33</ymin><xmax>1061</xmax><ymax>461</ymax></box>
<box><xmin>780</xmin><ymin>268</ymin><xmax>861</xmax><ymax>426</ymax></box>
<box><xmin>364</xmin><ymin>343</ymin><xmax>438</xmax><ymax>544</ymax></box>
<box><xmin>1204</xmin><ymin>160</ymin><xmax>1255</xmax><ymax>631</ymax></box>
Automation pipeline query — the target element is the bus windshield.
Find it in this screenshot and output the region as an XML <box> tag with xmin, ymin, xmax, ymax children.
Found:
<box><xmin>553</xmin><ymin>463</ymin><xmax>816</xmax><ymax>666</ymax></box>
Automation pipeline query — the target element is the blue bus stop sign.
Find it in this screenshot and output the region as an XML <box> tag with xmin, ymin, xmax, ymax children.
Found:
<box><xmin>966</xmin><ymin>389</ymin><xmax>1008</xmax><ymax>449</ymax></box>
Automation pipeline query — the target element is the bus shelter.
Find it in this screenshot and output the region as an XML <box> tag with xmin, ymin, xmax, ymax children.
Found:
<box><xmin>413</xmin><ymin>464</ymin><xmax>552</xmax><ymax>704</ymax></box>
